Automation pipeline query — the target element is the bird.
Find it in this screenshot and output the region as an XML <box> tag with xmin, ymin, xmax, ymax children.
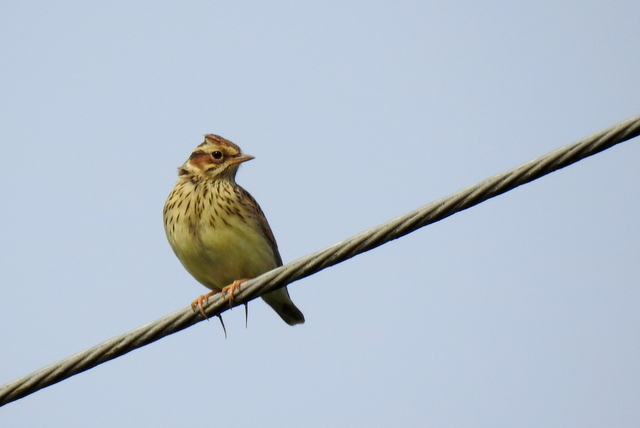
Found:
<box><xmin>163</xmin><ymin>134</ymin><xmax>305</xmax><ymax>326</ymax></box>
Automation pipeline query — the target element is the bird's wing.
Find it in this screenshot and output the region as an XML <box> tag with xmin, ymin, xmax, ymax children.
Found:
<box><xmin>238</xmin><ymin>186</ymin><xmax>284</xmax><ymax>267</ymax></box>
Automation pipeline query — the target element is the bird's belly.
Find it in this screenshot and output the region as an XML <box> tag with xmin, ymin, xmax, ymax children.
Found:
<box><xmin>167</xmin><ymin>217</ymin><xmax>277</xmax><ymax>291</ymax></box>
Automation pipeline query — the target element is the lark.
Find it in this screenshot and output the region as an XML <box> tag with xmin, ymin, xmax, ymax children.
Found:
<box><xmin>163</xmin><ymin>135</ymin><xmax>305</xmax><ymax>326</ymax></box>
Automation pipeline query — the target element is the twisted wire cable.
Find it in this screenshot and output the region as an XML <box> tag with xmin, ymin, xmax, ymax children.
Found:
<box><xmin>1</xmin><ymin>114</ymin><xmax>639</xmax><ymax>407</ymax></box>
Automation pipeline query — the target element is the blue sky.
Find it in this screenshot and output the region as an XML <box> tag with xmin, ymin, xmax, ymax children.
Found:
<box><xmin>1</xmin><ymin>2</ymin><xmax>639</xmax><ymax>427</ymax></box>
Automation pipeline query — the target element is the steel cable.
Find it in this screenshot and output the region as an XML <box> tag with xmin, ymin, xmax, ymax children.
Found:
<box><xmin>1</xmin><ymin>114</ymin><xmax>639</xmax><ymax>407</ymax></box>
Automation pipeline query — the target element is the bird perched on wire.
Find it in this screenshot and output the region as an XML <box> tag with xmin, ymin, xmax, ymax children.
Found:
<box><xmin>163</xmin><ymin>134</ymin><xmax>305</xmax><ymax>326</ymax></box>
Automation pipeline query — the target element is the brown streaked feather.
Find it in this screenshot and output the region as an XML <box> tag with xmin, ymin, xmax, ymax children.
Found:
<box><xmin>236</xmin><ymin>185</ymin><xmax>283</xmax><ymax>267</ymax></box>
<box><xmin>201</xmin><ymin>134</ymin><xmax>242</xmax><ymax>153</ymax></box>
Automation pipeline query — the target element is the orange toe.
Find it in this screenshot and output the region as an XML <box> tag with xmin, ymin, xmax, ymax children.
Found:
<box><xmin>221</xmin><ymin>278</ymin><xmax>251</xmax><ymax>307</ymax></box>
<box><xmin>190</xmin><ymin>290</ymin><xmax>220</xmax><ymax>319</ymax></box>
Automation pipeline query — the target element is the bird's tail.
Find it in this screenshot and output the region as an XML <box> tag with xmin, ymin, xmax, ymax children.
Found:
<box><xmin>261</xmin><ymin>287</ymin><xmax>305</xmax><ymax>326</ymax></box>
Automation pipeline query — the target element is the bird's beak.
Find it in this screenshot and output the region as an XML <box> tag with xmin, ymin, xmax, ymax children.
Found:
<box><xmin>229</xmin><ymin>154</ymin><xmax>255</xmax><ymax>165</ymax></box>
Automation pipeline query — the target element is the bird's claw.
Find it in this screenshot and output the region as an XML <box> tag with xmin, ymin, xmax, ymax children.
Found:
<box><xmin>221</xmin><ymin>278</ymin><xmax>250</xmax><ymax>307</ymax></box>
<box><xmin>190</xmin><ymin>290</ymin><xmax>220</xmax><ymax>320</ymax></box>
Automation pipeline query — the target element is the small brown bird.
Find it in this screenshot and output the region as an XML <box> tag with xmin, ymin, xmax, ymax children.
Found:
<box><xmin>163</xmin><ymin>135</ymin><xmax>305</xmax><ymax>326</ymax></box>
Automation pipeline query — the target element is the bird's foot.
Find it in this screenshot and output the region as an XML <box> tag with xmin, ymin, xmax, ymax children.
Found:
<box><xmin>222</xmin><ymin>278</ymin><xmax>251</xmax><ymax>307</ymax></box>
<box><xmin>191</xmin><ymin>290</ymin><xmax>221</xmax><ymax>319</ymax></box>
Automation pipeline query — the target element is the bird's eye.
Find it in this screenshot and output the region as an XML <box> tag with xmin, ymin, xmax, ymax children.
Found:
<box><xmin>211</xmin><ymin>151</ymin><xmax>223</xmax><ymax>160</ymax></box>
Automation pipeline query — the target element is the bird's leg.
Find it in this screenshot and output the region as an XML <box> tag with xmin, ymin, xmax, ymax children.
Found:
<box><xmin>191</xmin><ymin>290</ymin><xmax>221</xmax><ymax>320</ymax></box>
<box><xmin>221</xmin><ymin>278</ymin><xmax>251</xmax><ymax>307</ymax></box>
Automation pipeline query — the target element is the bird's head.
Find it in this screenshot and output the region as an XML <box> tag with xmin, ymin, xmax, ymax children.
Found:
<box><xmin>179</xmin><ymin>134</ymin><xmax>254</xmax><ymax>181</ymax></box>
